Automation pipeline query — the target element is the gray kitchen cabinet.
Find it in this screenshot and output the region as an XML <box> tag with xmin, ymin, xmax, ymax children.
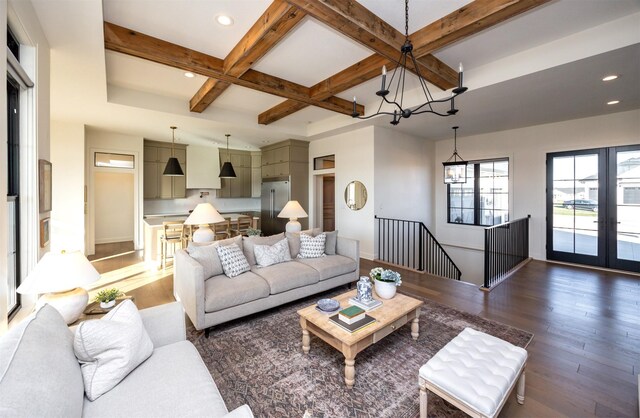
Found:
<box><xmin>219</xmin><ymin>149</ymin><xmax>254</xmax><ymax>198</ymax></box>
<box><xmin>143</xmin><ymin>139</ymin><xmax>187</xmax><ymax>199</ymax></box>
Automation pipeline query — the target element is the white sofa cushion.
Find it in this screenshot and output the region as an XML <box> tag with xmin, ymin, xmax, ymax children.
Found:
<box><xmin>251</xmin><ymin>262</ymin><xmax>320</xmax><ymax>294</ymax></box>
<box><xmin>243</xmin><ymin>233</ymin><xmax>285</xmax><ymax>266</ymax></box>
<box><xmin>82</xmin><ymin>341</ymin><xmax>230</xmax><ymax>418</ymax></box>
<box><xmin>419</xmin><ymin>327</ymin><xmax>527</xmax><ymax>418</ymax></box>
<box><xmin>205</xmin><ymin>271</ymin><xmax>270</xmax><ymax>313</ymax></box>
<box><xmin>254</xmin><ymin>238</ymin><xmax>292</xmax><ymax>268</ymax></box>
<box><xmin>187</xmin><ymin>236</ymin><xmax>243</xmax><ymax>279</ymax></box>
<box><xmin>74</xmin><ymin>300</ymin><xmax>154</xmax><ymax>401</ymax></box>
<box><xmin>295</xmin><ymin>255</ymin><xmax>357</xmax><ymax>281</ymax></box>
<box><xmin>285</xmin><ymin>228</ymin><xmax>321</xmax><ymax>258</ymax></box>
<box><xmin>298</xmin><ymin>233</ymin><xmax>326</xmax><ymax>258</ymax></box>
<box><xmin>0</xmin><ymin>304</ymin><xmax>84</xmax><ymax>417</ymax></box>
<box><xmin>216</xmin><ymin>243</ymin><xmax>251</xmax><ymax>278</ymax></box>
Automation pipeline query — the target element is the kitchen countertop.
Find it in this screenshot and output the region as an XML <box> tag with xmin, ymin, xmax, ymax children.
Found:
<box><xmin>143</xmin><ymin>213</ymin><xmax>259</xmax><ymax>227</ymax></box>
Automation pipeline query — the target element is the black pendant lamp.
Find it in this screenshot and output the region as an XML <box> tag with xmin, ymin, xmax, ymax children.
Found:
<box><xmin>163</xmin><ymin>126</ymin><xmax>184</xmax><ymax>176</ymax></box>
<box><xmin>219</xmin><ymin>134</ymin><xmax>237</xmax><ymax>178</ymax></box>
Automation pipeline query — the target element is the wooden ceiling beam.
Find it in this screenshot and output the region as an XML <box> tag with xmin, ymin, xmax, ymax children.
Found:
<box><xmin>411</xmin><ymin>0</ymin><xmax>553</xmax><ymax>59</ymax></box>
<box><xmin>259</xmin><ymin>54</ymin><xmax>395</xmax><ymax>125</ymax></box>
<box><xmin>190</xmin><ymin>1</ymin><xmax>307</xmax><ymax>113</ymax></box>
<box><xmin>284</xmin><ymin>0</ymin><xmax>458</xmax><ymax>90</ymax></box>
<box><xmin>104</xmin><ymin>22</ymin><xmax>363</xmax><ymax>118</ymax></box>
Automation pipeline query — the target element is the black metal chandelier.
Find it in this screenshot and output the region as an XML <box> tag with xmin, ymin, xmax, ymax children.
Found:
<box><xmin>351</xmin><ymin>0</ymin><xmax>467</xmax><ymax>125</ymax></box>
<box><xmin>443</xmin><ymin>126</ymin><xmax>467</xmax><ymax>184</ymax></box>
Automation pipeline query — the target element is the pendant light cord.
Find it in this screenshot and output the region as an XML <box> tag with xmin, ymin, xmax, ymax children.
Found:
<box><xmin>405</xmin><ymin>0</ymin><xmax>409</xmax><ymax>40</ymax></box>
<box><xmin>225</xmin><ymin>134</ymin><xmax>231</xmax><ymax>162</ymax></box>
<box><xmin>170</xmin><ymin>126</ymin><xmax>177</xmax><ymax>157</ymax></box>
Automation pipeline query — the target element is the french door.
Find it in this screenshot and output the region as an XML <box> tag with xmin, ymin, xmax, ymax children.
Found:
<box><xmin>546</xmin><ymin>146</ymin><xmax>640</xmax><ymax>273</ymax></box>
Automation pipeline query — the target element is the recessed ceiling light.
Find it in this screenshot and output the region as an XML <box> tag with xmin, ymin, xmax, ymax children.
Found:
<box><xmin>602</xmin><ymin>75</ymin><xmax>618</xmax><ymax>81</ymax></box>
<box><xmin>216</xmin><ymin>14</ymin><xmax>234</xmax><ymax>26</ymax></box>
<box><xmin>607</xmin><ymin>100</ymin><xmax>620</xmax><ymax>105</ymax></box>
<box><xmin>184</xmin><ymin>72</ymin><xmax>195</xmax><ymax>78</ymax></box>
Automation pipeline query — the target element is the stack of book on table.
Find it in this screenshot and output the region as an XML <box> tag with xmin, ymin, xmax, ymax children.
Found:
<box><xmin>329</xmin><ymin>305</ymin><xmax>376</xmax><ymax>333</ymax></box>
<box><xmin>348</xmin><ymin>297</ymin><xmax>382</xmax><ymax>311</ymax></box>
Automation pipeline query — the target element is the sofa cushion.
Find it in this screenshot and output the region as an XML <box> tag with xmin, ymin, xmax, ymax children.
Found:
<box><xmin>82</xmin><ymin>340</ymin><xmax>229</xmax><ymax>418</ymax></box>
<box><xmin>189</xmin><ymin>235</ymin><xmax>242</xmax><ymax>251</ymax></box>
<box><xmin>243</xmin><ymin>233</ymin><xmax>285</xmax><ymax>266</ymax></box>
<box><xmin>324</xmin><ymin>230</ymin><xmax>338</xmax><ymax>255</ymax></box>
<box><xmin>298</xmin><ymin>233</ymin><xmax>326</xmax><ymax>259</ymax></box>
<box><xmin>286</xmin><ymin>228</ymin><xmax>321</xmax><ymax>258</ymax></box>
<box><xmin>205</xmin><ymin>271</ymin><xmax>270</xmax><ymax>313</ymax></box>
<box><xmin>216</xmin><ymin>243</ymin><xmax>251</xmax><ymax>278</ymax></box>
<box><xmin>251</xmin><ymin>262</ymin><xmax>320</xmax><ymax>294</ymax></box>
<box><xmin>187</xmin><ymin>236</ymin><xmax>243</xmax><ymax>279</ymax></box>
<box><xmin>74</xmin><ymin>300</ymin><xmax>154</xmax><ymax>401</ymax></box>
<box><xmin>0</xmin><ymin>304</ymin><xmax>84</xmax><ymax>417</ymax></box>
<box><xmin>296</xmin><ymin>255</ymin><xmax>357</xmax><ymax>281</ymax></box>
<box><xmin>254</xmin><ymin>238</ymin><xmax>292</xmax><ymax>268</ymax></box>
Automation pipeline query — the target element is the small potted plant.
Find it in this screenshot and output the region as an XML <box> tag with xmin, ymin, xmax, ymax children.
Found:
<box><xmin>95</xmin><ymin>288</ymin><xmax>123</xmax><ymax>309</ymax></box>
<box><xmin>246</xmin><ymin>227</ymin><xmax>262</xmax><ymax>237</ymax></box>
<box><xmin>370</xmin><ymin>267</ymin><xmax>402</xmax><ymax>299</ymax></box>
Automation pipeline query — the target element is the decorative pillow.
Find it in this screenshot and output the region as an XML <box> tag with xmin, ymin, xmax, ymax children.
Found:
<box><xmin>73</xmin><ymin>300</ymin><xmax>154</xmax><ymax>401</ymax></box>
<box><xmin>324</xmin><ymin>230</ymin><xmax>338</xmax><ymax>255</ymax></box>
<box><xmin>254</xmin><ymin>238</ymin><xmax>292</xmax><ymax>268</ymax></box>
<box><xmin>0</xmin><ymin>304</ymin><xmax>84</xmax><ymax>417</ymax></box>
<box><xmin>242</xmin><ymin>233</ymin><xmax>285</xmax><ymax>266</ymax></box>
<box><xmin>216</xmin><ymin>243</ymin><xmax>251</xmax><ymax>278</ymax></box>
<box><xmin>186</xmin><ymin>244</ymin><xmax>223</xmax><ymax>279</ymax></box>
<box><xmin>286</xmin><ymin>228</ymin><xmax>322</xmax><ymax>258</ymax></box>
<box><xmin>298</xmin><ymin>233</ymin><xmax>326</xmax><ymax>259</ymax></box>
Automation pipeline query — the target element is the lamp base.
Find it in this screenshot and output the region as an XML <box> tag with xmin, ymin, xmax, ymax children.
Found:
<box><xmin>285</xmin><ymin>220</ymin><xmax>302</xmax><ymax>233</ymax></box>
<box><xmin>192</xmin><ymin>225</ymin><xmax>215</xmax><ymax>242</ymax></box>
<box><xmin>36</xmin><ymin>287</ymin><xmax>89</xmax><ymax>324</ymax></box>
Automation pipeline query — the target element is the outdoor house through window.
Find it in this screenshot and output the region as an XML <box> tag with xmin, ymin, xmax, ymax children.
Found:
<box><xmin>448</xmin><ymin>159</ymin><xmax>509</xmax><ymax>226</ymax></box>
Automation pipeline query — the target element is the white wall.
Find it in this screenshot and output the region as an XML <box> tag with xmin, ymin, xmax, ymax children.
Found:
<box><xmin>85</xmin><ymin>128</ymin><xmax>143</xmax><ymax>254</ymax></box>
<box><xmin>374</xmin><ymin>126</ymin><xmax>434</xmax><ymax>229</ymax></box>
<box><xmin>309</xmin><ymin>126</ymin><xmax>376</xmax><ymax>259</ymax></box>
<box><xmin>434</xmin><ymin>109</ymin><xmax>640</xmax><ymax>283</ymax></box>
<box><xmin>95</xmin><ymin>172</ymin><xmax>134</xmax><ymax>244</ymax></box>
<box><xmin>50</xmin><ymin>121</ymin><xmax>85</xmax><ymax>253</ymax></box>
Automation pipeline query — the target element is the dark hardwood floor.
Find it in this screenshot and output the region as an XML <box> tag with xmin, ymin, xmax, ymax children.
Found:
<box><xmin>94</xmin><ymin>248</ymin><xmax>639</xmax><ymax>417</ymax></box>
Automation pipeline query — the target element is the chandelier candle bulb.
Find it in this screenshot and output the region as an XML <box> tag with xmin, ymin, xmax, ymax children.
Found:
<box><xmin>458</xmin><ymin>63</ymin><xmax>464</xmax><ymax>89</ymax></box>
<box><xmin>352</xmin><ymin>96</ymin><xmax>358</xmax><ymax>116</ymax></box>
<box><xmin>381</xmin><ymin>65</ymin><xmax>387</xmax><ymax>89</ymax></box>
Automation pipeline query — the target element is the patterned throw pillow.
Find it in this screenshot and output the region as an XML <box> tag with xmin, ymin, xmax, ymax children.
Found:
<box><xmin>254</xmin><ymin>238</ymin><xmax>292</xmax><ymax>268</ymax></box>
<box><xmin>216</xmin><ymin>243</ymin><xmax>251</xmax><ymax>278</ymax></box>
<box><xmin>298</xmin><ymin>233</ymin><xmax>326</xmax><ymax>259</ymax></box>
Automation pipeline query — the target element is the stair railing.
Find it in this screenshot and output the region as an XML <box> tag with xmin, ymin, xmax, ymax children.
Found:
<box><xmin>483</xmin><ymin>215</ymin><xmax>530</xmax><ymax>289</ymax></box>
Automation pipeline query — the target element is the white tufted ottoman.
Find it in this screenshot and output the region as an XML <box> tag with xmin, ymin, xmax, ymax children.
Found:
<box><xmin>419</xmin><ymin>327</ymin><xmax>527</xmax><ymax>418</ymax></box>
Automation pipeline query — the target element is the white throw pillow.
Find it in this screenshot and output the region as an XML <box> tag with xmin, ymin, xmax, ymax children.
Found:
<box><xmin>216</xmin><ymin>243</ymin><xmax>251</xmax><ymax>278</ymax></box>
<box><xmin>254</xmin><ymin>238</ymin><xmax>292</xmax><ymax>268</ymax></box>
<box><xmin>73</xmin><ymin>300</ymin><xmax>154</xmax><ymax>401</ymax></box>
<box><xmin>298</xmin><ymin>232</ymin><xmax>326</xmax><ymax>259</ymax></box>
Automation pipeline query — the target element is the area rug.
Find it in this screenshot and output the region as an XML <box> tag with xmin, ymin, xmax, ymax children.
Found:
<box><xmin>187</xmin><ymin>288</ymin><xmax>533</xmax><ymax>418</ymax></box>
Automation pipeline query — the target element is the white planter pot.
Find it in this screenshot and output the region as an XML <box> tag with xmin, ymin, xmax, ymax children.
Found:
<box><xmin>100</xmin><ymin>300</ymin><xmax>116</xmax><ymax>309</ymax></box>
<box><xmin>375</xmin><ymin>280</ymin><xmax>397</xmax><ymax>300</ymax></box>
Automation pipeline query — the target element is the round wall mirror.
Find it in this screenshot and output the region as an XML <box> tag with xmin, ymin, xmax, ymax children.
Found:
<box><xmin>344</xmin><ymin>181</ymin><xmax>367</xmax><ymax>211</ymax></box>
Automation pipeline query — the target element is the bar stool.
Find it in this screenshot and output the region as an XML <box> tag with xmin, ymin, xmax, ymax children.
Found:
<box><xmin>161</xmin><ymin>221</ymin><xmax>184</xmax><ymax>269</ymax></box>
<box><xmin>231</xmin><ymin>215</ymin><xmax>252</xmax><ymax>237</ymax></box>
<box><xmin>213</xmin><ymin>219</ymin><xmax>231</xmax><ymax>241</ymax></box>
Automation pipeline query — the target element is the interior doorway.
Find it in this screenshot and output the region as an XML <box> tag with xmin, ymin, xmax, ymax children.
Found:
<box><xmin>94</xmin><ymin>171</ymin><xmax>134</xmax><ymax>245</ymax></box>
<box><xmin>323</xmin><ymin>175</ymin><xmax>335</xmax><ymax>231</ymax></box>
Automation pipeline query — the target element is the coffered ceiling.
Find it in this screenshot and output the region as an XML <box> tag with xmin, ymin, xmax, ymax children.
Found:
<box><xmin>31</xmin><ymin>0</ymin><xmax>640</xmax><ymax>148</ymax></box>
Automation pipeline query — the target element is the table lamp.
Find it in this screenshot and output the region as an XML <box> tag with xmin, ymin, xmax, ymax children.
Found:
<box><xmin>277</xmin><ymin>200</ymin><xmax>308</xmax><ymax>232</ymax></box>
<box><xmin>17</xmin><ymin>250</ymin><xmax>100</xmax><ymax>324</ymax></box>
<box><xmin>184</xmin><ymin>202</ymin><xmax>225</xmax><ymax>242</ymax></box>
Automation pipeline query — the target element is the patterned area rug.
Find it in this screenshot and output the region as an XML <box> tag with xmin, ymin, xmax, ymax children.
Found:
<box><xmin>187</xmin><ymin>288</ymin><xmax>533</xmax><ymax>418</ymax></box>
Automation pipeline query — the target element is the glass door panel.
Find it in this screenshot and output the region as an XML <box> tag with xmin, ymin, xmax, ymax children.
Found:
<box><xmin>610</xmin><ymin>147</ymin><xmax>640</xmax><ymax>270</ymax></box>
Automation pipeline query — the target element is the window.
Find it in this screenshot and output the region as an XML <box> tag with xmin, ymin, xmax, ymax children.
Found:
<box><xmin>314</xmin><ymin>154</ymin><xmax>335</xmax><ymax>170</ymax></box>
<box><xmin>448</xmin><ymin>159</ymin><xmax>509</xmax><ymax>226</ymax></box>
<box><xmin>94</xmin><ymin>152</ymin><xmax>135</xmax><ymax>169</ymax></box>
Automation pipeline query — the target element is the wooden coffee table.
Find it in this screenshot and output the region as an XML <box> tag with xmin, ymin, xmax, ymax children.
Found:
<box><xmin>297</xmin><ymin>289</ymin><xmax>423</xmax><ymax>389</ymax></box>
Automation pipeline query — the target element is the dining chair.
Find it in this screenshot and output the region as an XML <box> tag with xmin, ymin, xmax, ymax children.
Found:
<box><xmin>161</xmin><ymin>221</ymin><xmax>184</xmax><ymax>269</ymax></box>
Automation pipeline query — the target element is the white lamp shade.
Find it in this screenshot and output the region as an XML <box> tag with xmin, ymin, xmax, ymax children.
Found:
<box><xmin>277</xmin><ymin>200</ymin><xmax>308</xmax><ymax>219</ymax></box>
<box><xmin>184</xmin><ymin>203</ymin><xmax>225</xmax><ymax>225</ymax></box>
<box><xmin>17</xmin><ymin>251</ymin><xmax>100</xmax><ymax>294</ymax></box>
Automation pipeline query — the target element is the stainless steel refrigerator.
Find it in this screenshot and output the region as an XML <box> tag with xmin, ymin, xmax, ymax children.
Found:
<box><xmin>261</xmin><ymin>178</ymin><xmax>290</xmax><ymax>236</ymax></box>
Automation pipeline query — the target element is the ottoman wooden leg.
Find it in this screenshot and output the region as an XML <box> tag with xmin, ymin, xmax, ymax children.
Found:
<box><xmin>419</xmin><ymin>378</ymin><xmax>428</xmax><ymax>418</ymax></box>
<box><xmin>516</xmin><ymin>367</ymin><xmax>526</xmax><ymax>404</ymax></box>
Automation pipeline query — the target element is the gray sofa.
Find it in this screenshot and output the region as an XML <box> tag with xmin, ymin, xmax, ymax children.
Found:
<box><xmin>174</xmin><ymin>232</ymin><xmax>360</xmax><ymax>334</ymax></box>
<box><xmin>0</xmin><ymin>302</ymin><xmax>253</xmax><ymax>418</ymax></box>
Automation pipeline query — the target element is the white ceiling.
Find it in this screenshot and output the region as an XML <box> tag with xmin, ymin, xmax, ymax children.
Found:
<box><xmin>31</xmin><ymin>0</ymin><xmax>640</xmax><ymax>148</ymax></box>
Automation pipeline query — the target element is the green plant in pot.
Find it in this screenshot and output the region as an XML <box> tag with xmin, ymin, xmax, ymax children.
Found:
<box><xmin>246</xmin><ymin>227</ymin><xmax>262</xmax><ymax>237</ymax></box>
<box><xmin>95</xmin><ymin>288</ymin><xmax>123</xmax><ymax>309</ymax></box>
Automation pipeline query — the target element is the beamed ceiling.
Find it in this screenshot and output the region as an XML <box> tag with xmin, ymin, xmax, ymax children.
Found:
<box><xmin>31</xmin><ymin>0</ymin><xmax>640</xmax><ymax>148</ymax></box>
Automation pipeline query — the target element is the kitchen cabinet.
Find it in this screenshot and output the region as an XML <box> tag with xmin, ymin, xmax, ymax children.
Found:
<box><xmin>143</xmin><ymin>140</ymin><xmax>187</xmax><ymax>199</ymax></box>
<box><xmin>251</xmin><ymin>152</ymin><xmax>261</xmax><ymax>198</ymax></box>
<box><xmin>218</xmin><ymin>149</ymin><xmax>254</xmax><ymax>198</ymax></box>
